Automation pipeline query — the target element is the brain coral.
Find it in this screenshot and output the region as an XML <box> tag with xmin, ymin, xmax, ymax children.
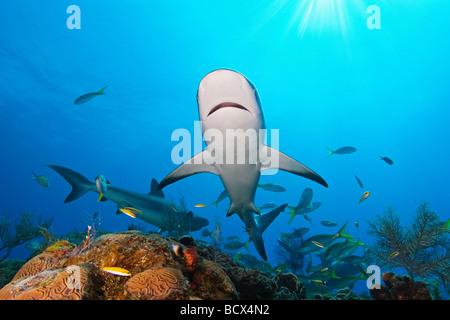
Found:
<box><xmin>12</xmin><ymin>252</ymin><xmax>62</xmax><ymax>281</ymax></box>
<box><xmin>0</xmin><ymin>265</ymin><xmax>89</xmax><ymax>300</ymax></box>
<box><xmin>125</xmin><ymin>267</ymin><xmax>188</xmax><ymax>300</ymax></box>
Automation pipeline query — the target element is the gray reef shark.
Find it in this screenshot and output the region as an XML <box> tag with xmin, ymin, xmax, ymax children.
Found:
<box><xmin>158</xmin><ymin>69</ymin><xmax>328</xmax><ymax>260</ymax></box>
<box><xmin>48</xmin><ymin>165</ymin><xmax>209</xmax><ymax>235</ymax></box>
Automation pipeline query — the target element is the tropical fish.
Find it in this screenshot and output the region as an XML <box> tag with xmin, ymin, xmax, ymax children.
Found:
<box><xmin>172</xmin><ymin>243</ymin><xmax>184</xmax><ymax>257</ymax></box>
<box><xmin>95</xmin><ymin>174</ymin><xmax>108</xmax><ymax>202</ymax></box>
<box><xmin>49</xmin><ymin>165</ymin><xmax>209</xmax><ymax>234</ymax></box>
<box><xmin>335</xmin><ymin>239</ymin><xmax>365</xmax><ymax>260</ymax></box>
<box><xmin>359</xmin><ymin>191</ymin><xmax>370</xmax><ymax>204</ymax></box>
<box><xmin>238</xmin><ymin>253</ymin><xmax>259</xmax><ymax>267</ymax></box>
<box><xmin>119</xmin><ymin>207</ymin><xmax>142</xmax><ymax>219</ymax></box>
<box><xmin>287</xmin><ymin>188</ymin><xmax>322</xmax><ymax>223</ymax></box>
<box><xmin>101</xmin><ymin>267</ymin><xmax>132</xmax><ymax>277</ymax></box>
<box><xmin>444</xmin><ymin>218</ymin><xmax>450</xmax><ymax>232</ymax></box>
<box><xmin>379</xmin><ymin>155</ymin><xmax>394</xmax><ymax>165</ymax></box>
<box><xmin>303</xmin><ymin>214</ymin><xmax>312</xmax><ymax>224</ymax></box>
<box><xmin>26</xmin><ymin>241</ymin><xmax>41</xmax><ymax>252</ymax></box>
<box><xmin>32</xmin><ymin>173</ymin><xmax>49</xmax><ymax>187</ymax></box>
<box><xmin>312</xmin><ymin>241</ymin><xmax>325</xmax><ymax>248</ymax></box>
<box><xmin>257</xmin><ymin>202</ymin><xmax>278</xmax><ymax>211</ymax></box>
<box><xmin>354</xmin><ymin>174</ymin><xmax>364</xmax><ymax>188</ymax></box>
<box><xmin>195</xmin><ymin>204</ymin><xmax>208</xmax><ymax>208</ymax></box>
<box><xmin>326</xmin><ymin>271</ymin><xmax>366</xmax><ymax>290</ymax></box>
<box><xmin>224</xmin><ymin>240</ymin><xmax>249</xmax><ymax>251</ymax></box>
<box><xmin>226</xmin><ymin>235</ymin><xmax>241</xmax><ymax>241</ymax></box>
<box><xmin>201</xmin><ymin>229</ymin><xmax>213</xmax><ymax>237</ymax></box>
<box><xmin>327</xmin><ymin>146</ymin><xmax>357</xmax><ymax>158</ymax></box>
<box><xmin>354</xmin><ymin>221</ymin><xmax>359</xmax><ymax>228</ymax></box>
<box><xmin>280</xmin><ymin>227</ymin><xmax>310</xmax><ymax>240</ymax></box>
<box><xmin>341</xmin><ymin>255</ymin><xmax>363</xmax><ymax>265</ymax></box>
<box><xmin>297</xmin><ymin>187</ymin><xmax>313</xmax><ymax>210</ymax></box>
<box><xmin>209</xmin><ymin>189</ymin><xmax>229</xmax><ymax>207</ymax></box>
<box><xmin>257</xmin><ymin>183</ymin><xmax>286</xmax><ymax>192</ymax></box>
<box><xmin>157</xmin><ymin>69</ymin><xmax>327</xmax><ymax>261</ymax></box>
<box><xmin>388</xmin><ymin>251</ymin><xmax>399</xmax><ymax>259</ymax></box>
<box><xmin>320</xmin><ymin>219</ymin><xmax>338</xmax><ymax>227</ymax></box>
<box><xmin>311</xmin><ymin>280</ymin><xmax>327</xmax><ymax>286</ymax></box>
<box><xmin>74</xmin><ymin>86</ymin><xmax>107</xmax><ymax>104</ymax></box>
<box><xmin>323</xmin><ymin>240</ymin><xmax>349</xmax><ymax>261</ymax></box>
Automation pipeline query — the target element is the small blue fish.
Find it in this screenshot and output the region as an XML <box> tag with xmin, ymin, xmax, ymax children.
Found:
<box><xmin>26</xmin><ymin>241</ymin><xmax>41</xmax><ymax>251</ymax></box>
<box><xmin>320</xmin><ymin>219</ymin><xmax>338</xmax><ymax>227</ymax></box>
<box><xmin>210</xmin><ymin>189</ymin><xmax>229</xmax><ymax>207</ymax></box>
<box><xmin>379</xmin><ymin>155</ymin><xmax>394</xmax><ymax>165</ymax></box>
<box><xmin>257</xmin><ymin>183</ymin><xmax>286</xmax><ymax>192</ymax></box>
<box><xmin>74</xmin><ymin>86</ymin><xmax>107</xmax><ymax>104</ymax></box>
<box><xmin>327</xmin><ymin>146</ymin><xmax>357</xmax><ymax>158</ymax></box>
<box><xmin>353</xmin><ymin>174</ymin><xmax>364</xmax><ymax>188</ymax></box>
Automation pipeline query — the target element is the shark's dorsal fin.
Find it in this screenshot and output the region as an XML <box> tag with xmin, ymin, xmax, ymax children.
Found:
<box><xmin>158</xmin><ymin>150</ymin><xmax>219</xmax><ymax>190</ymax></box>
<box><xmin>260</xmin><ymin>146</ymin><xmax>328</xmax><ymax>188</ymax></box>
<box><xmin>149</xmin><ymin>179</ymin><xmax>165</xmax><ymax>198</ymax></box>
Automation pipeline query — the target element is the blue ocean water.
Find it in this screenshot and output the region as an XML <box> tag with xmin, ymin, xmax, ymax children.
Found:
<box><xmin>1</xmin><ymin>1</ymin><xmax>449</xmax><ymax>296</ymax></box>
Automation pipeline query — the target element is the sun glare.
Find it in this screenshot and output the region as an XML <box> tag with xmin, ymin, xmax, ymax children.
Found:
<box><xmin>261</xmin><ymin>0</ymin><xmax>366</xmax><ymax>39</ymax></box>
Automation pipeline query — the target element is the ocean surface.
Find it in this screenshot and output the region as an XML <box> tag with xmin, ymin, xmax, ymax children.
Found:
<box><xmin>0</xmin><ymin>1</ymin><xmax>448</xmax><ymax>297</ymax></box>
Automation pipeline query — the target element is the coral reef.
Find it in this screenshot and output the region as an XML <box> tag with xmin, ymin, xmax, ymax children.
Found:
<box><xmin>0</xmin><ymin>212</ymin><xmax>53</xmax><ymax>264</ymax></box>
<box><xmin>0</xmin><ymin>231</ymin><xmax>318</xmax><ymax>300</ymax></box>
<box><xmin>125</xmin><ymin>267</ymin><xmax>189</xmax><ymax>300</ymax></box>
<box><xmin>0</xmin><ymin>259</ymin><xmax>25</xmax><ymax>288</ymax></box>
<box><xmin>0</xmin><ymin>264</ymin><xmax>91</xmax><ymax>300</ymax></box>
<box><xmin>364</xmin><ymin>202</ymin><xmax>449</xmax><ymax>285</ymax></box>
<box><xmin>370</xmin><ymin>272</ymin><xmax>432</xmax><ymax>300</ymax></box>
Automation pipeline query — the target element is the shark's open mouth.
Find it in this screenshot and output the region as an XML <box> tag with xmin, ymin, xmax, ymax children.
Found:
<box><xmin>207</xmin><ymin>102</ymin><xmax>251</xmax><ymax>118</ymax></box>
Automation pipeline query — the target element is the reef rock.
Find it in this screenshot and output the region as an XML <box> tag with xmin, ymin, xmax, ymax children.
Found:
<box><xmin>0</xmin><ymin>233</ymin><xmax>237</xmax><ymax>300</ymax></box>
<box><xmin>370</xmin><ymin>272</ymin><xmax>432</xmax><ymax>300</ymax></box>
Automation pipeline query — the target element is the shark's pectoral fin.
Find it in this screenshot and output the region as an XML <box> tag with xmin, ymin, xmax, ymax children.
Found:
<box><xmin>158</xmin><ymin>150</ymin><xmax>219</xmax><ymax>190</ymax></box>
<box><xmin>260</xmin><ymin>146</ymin><xmax>328</xmax><ymax>188</ymax></box>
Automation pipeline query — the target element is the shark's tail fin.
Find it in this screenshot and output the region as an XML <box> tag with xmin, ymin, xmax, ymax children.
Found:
<box><xmin>253</xmin><ymin>204</ymin><xmax>287</xmax><ymax>261</ymax></box>
<box><xmin>48</xmin><ymin>165</ymin><xmax>93</xmax><ymax>203</ymax></box>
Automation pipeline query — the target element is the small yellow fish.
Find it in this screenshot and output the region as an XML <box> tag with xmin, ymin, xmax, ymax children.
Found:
<box><xmin>119</xmin><ymin>207</ymin><xmax>142</xmax><ymax>218</ymax></box>
<box><xmin>388</xmin><ymin>251</ymin><xmax>399</xmax><ymax>259</ymax></box>
<box><xmin>171</xmin><ymin>243</ymin><xmax>183</xmax><ymax>257</ymax></box>
<box><xmin>321</xmin><ymin>267</ymin><xmax>329</xmax><ymax>272</ymax></box>
<box><xmin>312</xmin><ymin>241</ymin><xmax>325</xmax><ymax>248</ymax></box>
<box><xmin>311</xmin><ymin>280</ymin><xmax>326</xmax><ymax>286</ymax></box>
<box><xmin>195</xmin><ymin>204</ymin><xmax>208</xmax><ymax>208</ymax></box>
<box><xmin>101</xmin><ymin>267</ymin><xmax>132</xmax><ymax>277</ymax></box>
<box><xmin>359</xmin><ymin>191</ymin><xmax>370</xmax><ymax>204</ymax></box>
<box><xmin>125</xmin><ymin>207</ymin><xmax>142</xmax><ymax>214</ymax></box>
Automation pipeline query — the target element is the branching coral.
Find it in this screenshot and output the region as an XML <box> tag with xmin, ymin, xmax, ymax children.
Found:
<box><xmin>0</xmin><ymin>212</ymin><xmax>53</xmax><ymax>264</ymax></box>
<box><xmin>364</xmin><ymin>201</ymin><xmax>449</xmax><ymax>285</ymax></box>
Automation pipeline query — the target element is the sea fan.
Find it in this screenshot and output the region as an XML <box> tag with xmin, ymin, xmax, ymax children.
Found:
<box><xmin>364</xmin><ymin>201</ymin><xmax>449</xmax><ymax>285</ymax></box>
<box><xmin>0</xmin><ymin>212</ymin><xmax>53</xmax><ymax>263</ymax></box>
